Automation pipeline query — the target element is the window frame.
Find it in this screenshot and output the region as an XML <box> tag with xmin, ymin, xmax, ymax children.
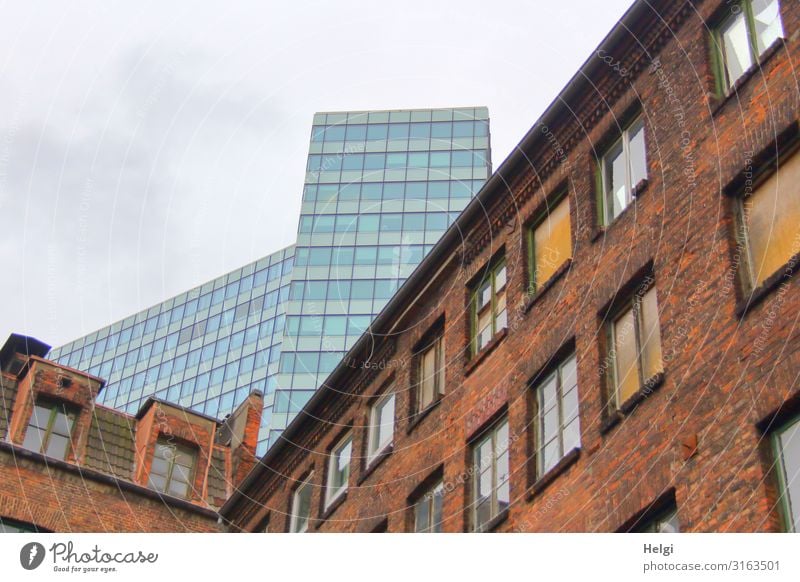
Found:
<box><xmin>631</xmin><ymin>504</ymin><xmax>680</xmax><ymax>533</ymax></box>
<box><xmin>22</xmin><ymin>400</ymin><xmax>77</xmax><ymax>460</ymax></box>
<box><xmin>712</xmin><ymin>0</ymin><xmax>784</xmax><ymax>94</ymax></box>
<box><xmin>527</xmin><ymin>191</ymin><xmax>573</xmax><ymax>294</ymax></box>
<box><xmin>534</xmin><ymin>353</ymin><xmax>581</xmax><ymax>479</ymax></box>
<box><xmin>0</xmin><ymin>517</ymin><xmax>48</xmax><ymax>533</ymax></box>
<box><xmin>471</xmin><ymin>417</ymin><xmax>511</xmax><ymax>532</ymax></box>
<box><xmin>289</xmin><ymin>472</ymin><xmax>314</xmax><ymax>533</ymax></box>
<box><xmin>367</xmin><ymin>391</ymin><xmax>396</xmax><ymax>462</ymax></box>
<box><xmin>148</xmin><ymin>438</ymin><xmax>198</xmax><ymax>500</ymax></box>
<box><xmin>325</xmin><ymin>432</ymin><xmax>353</xmax><ymax>508</ymax></box>
<box><xmin>599</xmin><ymin>115</ymin><xmax>647</xmax><ymax>225</ymax></box>
<box><xmin>417</xmin><ymin>333</ymin><xmax>445</xmax><ymax>413</ymax></box>
<box><xmin>607</xmin><ymin>281</ymin><xmax>663</xmax><ymax>409</ymax></box>
<box><xmin>470</xmin><ymin>258</ymin><xmax>508</xmax><ymax>356</ymax></box>
<box><xmin>413</xmin><ymin>480</ymin><xmax>445</xmax><ymax>533</ymax></box>
<box><xmin>771</xmin><ymin>414</ymin><xmax>800</xmax><ymax>532</ymax></box>
<box><xmin>734</xmin><ymin>140</ymin><xmax>800</xmax><ymax>294</ymax></box>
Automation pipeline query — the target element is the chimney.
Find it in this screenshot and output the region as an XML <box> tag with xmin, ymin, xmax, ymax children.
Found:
<box><xmin>219</xmin><ymin>390</ymin><xmax>264</xmax><ymax>487</ymax></box>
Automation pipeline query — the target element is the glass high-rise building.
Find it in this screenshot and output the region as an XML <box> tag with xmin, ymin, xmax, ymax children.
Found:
<box><xmin>270</xmin><ymin>107</ymin><xmax>490</xmax><ymax>444</ymax></box>
<box><xmin>47</xmin><ymin>246</ymin><xmax>295</xmax><ymax>453</ymax></box>
<box><xmin>48</xmin><ymin>107</ymin><xmax>491</xmax><ymax>454</ymax></box>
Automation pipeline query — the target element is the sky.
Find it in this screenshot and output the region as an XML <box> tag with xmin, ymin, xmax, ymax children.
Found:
<box><xmin>0</xmin><ymin>0</ymin><xmax>634</xmax><ymax>347</ymax></box>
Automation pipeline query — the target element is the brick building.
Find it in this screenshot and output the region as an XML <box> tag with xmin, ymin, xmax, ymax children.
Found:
<box><xmin>0</xmin><ymin>333</ymin><xmax>262</xmax><ymax>532</ymax></box>
<box><xmin>221</xmin><ymin>0</ymin><xmax>800</xmax><ymax>533</ymax></box>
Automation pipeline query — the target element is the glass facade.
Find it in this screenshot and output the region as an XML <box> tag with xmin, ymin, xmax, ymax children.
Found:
<box><xmin>272</xmin><ymin>107</ymin><xmax>491</xmax><ymax>444</ymax></box>
<box><xmin>48</xmin><ymin>246</ymin><xmax>294</xmax><ymax>453</ymax></box>
<box><xmin>49</xmin><ymin>107</ymin><xmax>491</xmax><ymax>454</ymax></box>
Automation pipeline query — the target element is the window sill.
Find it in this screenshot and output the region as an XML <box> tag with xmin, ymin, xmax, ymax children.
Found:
<box><xmin>465</xmin><ymin>328</ymin><xmax>508</xmax><ymax>377</ymax></box>
<box><xmin>524</xmin><ymin>259</ymin><xmax>572</xmax><ymax>313</ymax></box>
<box><xmin>599</xmin><ymin>409</ymin><xmax>624</xmax><ymax>435</ymax></box>
<box><xmin>527</xmin><ymin>447</ymin><xmax>581</xmax><ymax>502</ymax></box>
<box><xmin>600</xmin><ymin>372</ymin><xmax>665</xmax><ymax>435</ymax></box>
<box><xmin>711</xmin><ymin>39</ymin><xmax>785</xmax><ymax>117</ymax></box>
<box><xmin>316</xmin><ymin>490</ymin><xmax>348</xmax><ymax>527</ymax></box>
<box><xmin>474</xmin><ymin>508</ymin><xmax>510</xmax><ymax>533</ymax></box>
<box><xmin>406</xmin><ymin>398</ymin><xmax>442</xmax><ymax>435</ymax></box>
<box><xmin>591</xmin><ymin>179</ymin><xmax>648</xmax><ymax>242</ymax></box>
<box><xmin>358</xmin><ymin>444</ymin><xmax>393</xmax><ymax>484</ymax></box>
<box><xmin>735</xmin><ymin>251</ymin><xmax>799</xmax><ymax>318</ymax></box>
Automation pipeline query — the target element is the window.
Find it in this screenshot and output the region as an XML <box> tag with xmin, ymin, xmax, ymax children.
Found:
<box><xmin>632</xmin><ymin>504</ymin><xmax>680</xmax><ymax>533</ymax></box>
<box><xmin>22</xmin><ymin>401</ymin><xmax>76</xmax><ymax>460</ymax></box>
<box><xmin>471</xmin><ymin>259</ymin><xmax>508</xmax><ymax>355</ymax></box>
<box><xmin>367</xmin><ymin>393</ymin><xmax>395</xmax><ymax>461</ymax></box>
<box><xmin>608</xmin><ymin>283</ymin><xmax>663</xmax><ymax>408</ymax></box>
<box><xmin>414</xmin><ymin>481</ymin><xmax>444</xmax><ymax>533</ymax></box>
<box><xmin>325</xmin><ymin>433</ymin><xmax>352</xmax><ymax>507</ymax></box>
<box><xmin>418</xmin><ymin>334</ymin><xmax>445</xmax><ymax>412</ymax></box>
<box><xmin>529</xmin><ymin>195</ymin><xmax>572</xmax><ymax>292</ymax></box>
<box><xmin>148</xmin><ymin>439</ymin><xmax>197</xmax><ymax>499</ymax></box>
<box><xmin>772</xmin><ymin>415</ymin><xmax>800</xmax><ymax>532</ymax></box>
<box><xmin>713</xmin><ymin>0</ymin><xmax>784</xmax><ymax>92</ymax></box>
<box><xmin>289</xmin><ymin>473</ymin><xmax>314</xmax><ymax>533</ymax></box>
<box><xmin>600</xmin><ymin>116</ymin><xmax>647</xmax><ymax>223</ymax></box>
<box><xmin>0</xmin><ymin>517</ymin><xmax>41</xmax><ymax>533</ymax></box>
<box><xmin>472</xmin><ymin>418</ymin><xmax>510</xmax><ymax>531</ymax></box>
<box><xmin>737</xmin><ymin>148</ymin><xmax>800</xmax><ymax>290</ymax></box>
<box><xmin>535</xmin><ymin>353</ymin><xmax>580</xmax><ymax>477</ymax></box>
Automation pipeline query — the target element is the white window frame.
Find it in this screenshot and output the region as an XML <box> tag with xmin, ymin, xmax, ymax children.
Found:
<box><xmin>367</xmin><ymin>392</ymin><xmax>395</xmax><ymax>462</ymax></box>
<box><xmin>289</xmin><ymin>472</ymin><xmax>314</xmax><ymax>533</ymax></box>
<box><xmin>325</xmin><ymin>433</ymin><xmax>352</xmax><ymax>508</ymax></box>
<box><xmin>535</xmin><ymin>353</ymin><xmax>581</xmax><ymax>478</ymax></box>
<box><xmin>414</xmin><ymin>480</ymin><xmax>445</xmax><ymax>533</ymax></box>
<box><xmin>471</xmin><ymin>259</ymin><xmax>508</xmax><ymax>355</ymax></box>
<box><xmin>600</xmin><ymin>116</ymin><xmax>646</xmax><ymax>224</ymax></box>
<box><xmin>471</xmin><ymin>418</ymin><xmax>511</xmax><ymax>532</ymax></box>
<box><xmin>714</xmin><ymin>0</ymin><xmax>785</xmax><ymax>92</ymax></box>
<box><xmin>608</xmin><ymin>283</ymin><xmax>663</xmax><ymax>408</ymax></box>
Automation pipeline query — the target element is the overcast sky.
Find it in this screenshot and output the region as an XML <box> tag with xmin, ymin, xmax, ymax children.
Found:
<box><xmin>0</xmin><ymin>0</ymin><xmax>633</xmax><ymax>347</ymax></box>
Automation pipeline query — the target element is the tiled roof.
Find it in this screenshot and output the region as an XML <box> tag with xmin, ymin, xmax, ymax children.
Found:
<box><xmin>83</xmin><ymin>406</ymin><xmax>136</xmax><ymax>480</ymax></box>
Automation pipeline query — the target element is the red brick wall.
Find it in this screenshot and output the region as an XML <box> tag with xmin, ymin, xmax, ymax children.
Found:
<box><xmin>224</xmin><ymin>0</ymin><xmax>800</xmax><ymax>533</ymax></box>
<box><xmin>0</xmin><ymin>449</ymin><xmax>221</xmax><ymax>532</ymax></box>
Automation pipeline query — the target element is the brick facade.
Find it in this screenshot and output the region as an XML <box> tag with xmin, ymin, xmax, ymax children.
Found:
<box><xmin>0</xmin><ymin>334</ymin><xmax>263</xmax><ymax>532</ymax></box>
<box><xmin>222</xmin><ymin>0</ymin><xmax>800</xmax><ymax>532</ymax></box>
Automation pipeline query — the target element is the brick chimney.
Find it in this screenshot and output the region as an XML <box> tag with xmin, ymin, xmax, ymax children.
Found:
<box><xmin>219</xmin><ymin>390</ymin><xmax>264</xmax><ymax>487</ymax></box>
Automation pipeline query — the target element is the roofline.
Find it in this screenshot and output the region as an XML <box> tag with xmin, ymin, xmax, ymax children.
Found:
<box><xmin>50</xmin><ymin>242</ymin><xmax>296</xmax><ymax>354</ymax></box>
<box><xmin>221</xmin><ymin>0</ymin><xmax>652</xmax><ymax>520</ymax></box>
<box><xmin>27</xmin><ymin>355</ymin><xmax>107</xmax><ymax>389</ymax></box>
<box><xmin>0</xmin><ymin>334</ymin><xmax>51</xmax><ymax>369</ymax></box>
<box><xmin>134</xmin><ymin>396</ymin><xmax>222</xmax><ymax>424</ymax></box>
<box><xmin>314</xmin><ymin>105</ymin><xmax>489</xmax><ymax>116</ymax></box>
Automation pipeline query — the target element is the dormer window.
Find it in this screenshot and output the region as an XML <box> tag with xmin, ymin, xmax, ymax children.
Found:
<box><xmin>22</xmin><ymin>401</ymin><xmax>76</xmax><ymax>460</ymax></box>
<box><xmin>148</xmin><ymin>438</ymin><xmax>197</xmax><ymax>499</ymax></box>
